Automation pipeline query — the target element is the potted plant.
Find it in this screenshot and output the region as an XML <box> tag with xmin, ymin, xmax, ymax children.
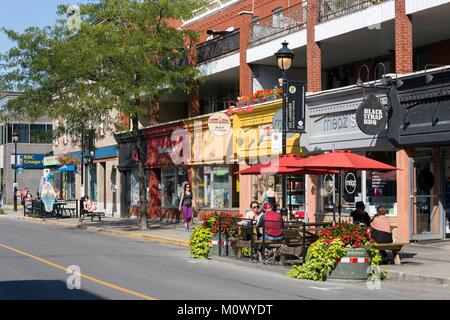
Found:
<box><xmin>288</xmin><ymin>223</ymin><xmax>383</xmax><ymax>282</ymax></box>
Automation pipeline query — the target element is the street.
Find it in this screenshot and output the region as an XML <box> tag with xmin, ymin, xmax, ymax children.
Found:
<box><xmin>0</xmin><ymin>218</ymin><xmax>449</xmax><ymax>300</ymax></box>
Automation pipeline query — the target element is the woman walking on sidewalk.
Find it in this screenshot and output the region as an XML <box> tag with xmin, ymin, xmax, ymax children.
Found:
<box><xmin>179</xmin><ymin>182</ymin><xmax>194</xmax><ymax>230</ymax></box>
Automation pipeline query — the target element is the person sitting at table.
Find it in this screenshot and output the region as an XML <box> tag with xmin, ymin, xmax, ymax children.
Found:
<box><xmin>238</xmin><ymin>201</ymin><xmax>262</xmax><ymax>239</ymax></box>
<box><xmin>257</xmin><ymin>202</ymin><xmax>284</xmax><ymax>241</ymax></box>
<box><xmin>350</xmin><ymin>201</ymin><xmax>371</xmax><ymax>227</ymax></box>
<box><xmin>83</xmin><ymin>196</ymin><xmax>97</xmax><ymax>214</ymax></box>
<box><xmin>370</xmin><ymin>206</ymin><xmax>393</xmax><ymax>264</ymax></box>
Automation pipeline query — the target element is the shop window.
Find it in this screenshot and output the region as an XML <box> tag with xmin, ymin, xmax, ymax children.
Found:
<box><xmin>130</xmin><ymin>170</ymin><xmax>140</xmax><ymax>206</ymax></box>
<box><xmin>30</xmin><ymin>124</ymin><xmax>51</xmax><ymax>144</ymax></box>
<box><xmin>367</xmin><ymin>151</ymin><xmax>397</xmax><ymax>215</ymax></box>
<box><xmin>251</xmin><ymin>175</ymin><xmax>282</xmax><ymax>208</ymax></box>
<box><xmin>14</xmin><ymin>124</ymin><xmax>30</xmax><ymax>144</ymax></box>
<box><xmin>161</xmin><ymin>167</ymin><xmax>188</xmax><ymax>208</ymax></box>
<box><xmin>193</xmin><ymin>166</ymin><xmax>232</xmax><ymax>209</ymax></box>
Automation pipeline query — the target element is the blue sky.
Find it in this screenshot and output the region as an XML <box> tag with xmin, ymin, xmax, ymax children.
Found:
<box><xmin>0</xmin><ymin>0</ymin><xmax>92</xmax><ymax>54</ymax></box>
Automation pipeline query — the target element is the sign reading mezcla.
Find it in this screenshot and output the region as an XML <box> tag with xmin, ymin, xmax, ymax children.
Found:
<box><xmin>287</xmin><ymin>81</ymin><xmax>306</xmax><ymax>133</ymax></box>
<box><xmin>356</xmin><ymin>94</ymin><xmax>387</xmax><ymax>135</ymax></box>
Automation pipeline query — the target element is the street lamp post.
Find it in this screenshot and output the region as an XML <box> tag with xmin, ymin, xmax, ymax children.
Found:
<box><xmin>275</xmin><ymin>41</ymin><xmax>295</xmax><ymax>211</ymax></box>
<box><xmin>12</xmin><ymin>132</ymin><xmax>20</xmax><ymax>212</ymax></box>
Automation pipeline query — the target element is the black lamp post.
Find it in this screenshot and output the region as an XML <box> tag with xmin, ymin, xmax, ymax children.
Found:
<box><xmin>275</xmin><ymin>41</ymin><xmax>294</xmax><ymax>210</ymax></box>
<box><xmin>12</xmin><ymin>132</ymin><xmax>19</xmax><ymax>212</ymax></box>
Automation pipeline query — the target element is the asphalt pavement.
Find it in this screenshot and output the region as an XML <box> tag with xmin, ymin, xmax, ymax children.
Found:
<box><xmin>0</xmin><ymin>218</ymin><xmax>449</xmax><ymax>300</ymax></box>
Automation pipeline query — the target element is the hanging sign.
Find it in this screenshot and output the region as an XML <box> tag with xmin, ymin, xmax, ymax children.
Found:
<box><xmin>286</xmin><ymin>81</ymin><xmax>306</xmax><ymax>133</ymax></box>
<box><xmin>271</xmin><ymin>131</ymin><xmax>282</xmax><ymax>154</ymax></box>
<box><xmin>208</xmin><ymin>112</ymin><xmax>231</xmax><ymax>137</ymax></box>
<box><xmin>356</xmin><ymin>93</ymin><xmax>388</xmax><ymax>135</ymax></box>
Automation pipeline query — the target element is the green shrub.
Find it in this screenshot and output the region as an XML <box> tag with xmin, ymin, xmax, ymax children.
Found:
<box><xmin>189</xmin><ymin>226</ymin><xmax>212</xmax><ymax>259</ymax></box>
<box><xmin>0</xmin><ymin>209</ymin><xmax>5</xmax><ymax>215</ymax></box>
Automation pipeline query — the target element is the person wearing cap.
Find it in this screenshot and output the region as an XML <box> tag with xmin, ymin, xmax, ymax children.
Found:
<box><xmin>350</xmin><ymin>201</ymin><xmax>371</xmax><ymax>227</ymax></box>
<box><xmin>257</xmin><ymin>202</ymin><xmax>284</xmax><ymax>241</ymax></box>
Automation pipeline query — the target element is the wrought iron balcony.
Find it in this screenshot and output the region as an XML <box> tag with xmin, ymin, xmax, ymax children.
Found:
<box><xmin>249</xmin><ymin>2</ymin><xmax>307</xmax><ymax>47</ymax></box>
<box><xmin>196</xmin><ymin>29</ymin><xmax>240</xmax><ymax>64</ymax></box>
<box><xmin>319</xmin><ymin>0</ymin><xmax>388</xmax><ymax>22</ymax></box>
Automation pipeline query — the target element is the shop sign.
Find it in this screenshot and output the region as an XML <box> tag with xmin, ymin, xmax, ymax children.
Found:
<box><xmin>208</xmin><ymin>112</ymin><xmax>231</xmax><ymax>137</ymax></box>
<box><xmin>43</xmin><ymin>156</ymin><xmax>60</xmax><ymax>167</ymax></box>
<box><xmin>286</xmin><ymin>81</ymin><xmax>306</xmax><ymax>133</ymax></box>
<box><xmin>344</xmin><ymin>171</ymin><xmax>357</xmax><ymax>203</ymax></box>
<box><xmin>356</xmin><ymin>94</ymin><xmax>388</xmax><ymax>135</ymax></box>
<box><xmin>12</xmin><ymin>154</ymin><xmax>45</xmax><ymax>169</ymax></box>
<box><xmin>271</xmin><ymin>131</ymin><xmax>282</xmax><ymax>154</ymax></box>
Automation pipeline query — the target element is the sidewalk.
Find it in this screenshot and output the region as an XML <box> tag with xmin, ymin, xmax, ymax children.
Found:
<box><xmin>2</xmin><ymin>208</ymin><xmax>450</xmax><ymax>285</ymax></box>
<box><xmin>0</xmin><ymin>208</ymin><xmax>192</xmax><ymax>248</ymax></box>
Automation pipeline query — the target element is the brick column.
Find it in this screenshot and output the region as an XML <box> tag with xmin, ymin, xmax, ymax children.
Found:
<box><xmin>395</xmin><ymin>0</ymin><xmax>413</xmax><ymax>74</ymax></box>
<box><xmin>239</xmin><ymin>14</ymin><xmax>253</xmax><ymax>97</ymax></box>
<box><xmin>307</xmin><ymin>0</ymin><xmax>321</xmax><ymax>93</ymax></box>
<box><xmin>188</xmin><ymin>38</ymin><xmax>201</xmax><ymax>117</ymax></box>
<box><xmin>148</xmin><ymin>169</ymin><xmax>161</xmax><ymax>219</ymax></box>
<box><xmin>396</xmin><ymin>148</ymin><xmax>414</xmax><ymax>242</ymax></box>
<box><xmin>306</xmin><ymin>175</ymin><xmax>318</xmax><ymax>223</ymax></box>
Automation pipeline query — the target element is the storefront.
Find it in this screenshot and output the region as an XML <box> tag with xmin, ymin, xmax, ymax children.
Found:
<box><xmin>301</xmin><ymin>86</ymin><xmax>403</xmax><ymax>239</ymax></box>
<box><xmin>144</xmin><ymin>121</ymin><xmax>185</xmax><ymax>220</ymax></box>
<box><xmin>43</xmin><ymin>155</ymin><xmax>76</xmax><ymax>200</ymax></box>
<box><xmin>388</xmin><ymin>67</ymin><xmax>450</xmax><ymax>240</ymax></box>
<box><xmin>233</xmin><ymin>100</ymin><xmax>304</xmax><ymax>215</ymax></box>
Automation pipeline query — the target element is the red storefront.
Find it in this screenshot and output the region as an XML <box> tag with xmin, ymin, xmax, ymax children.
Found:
<box><xmin>144</xmin><ymin>121</ymin><xmax>191</xmax><ymax>220</ymax></box>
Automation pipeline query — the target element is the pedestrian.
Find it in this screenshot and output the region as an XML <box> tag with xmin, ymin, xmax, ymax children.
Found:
<box><xmin>263</xmin><ymin>181</ymin><xmax>278</xmax><ymax>212</ymax></box>
<box><xmin>21</xmin><ymin>187</ymin><xmax>30</xmax><ymax>206</ymax></box>
<box><xmin>179</xmin><ymin>182</ymin><xmax>194</xmax><ymax>230</ymax></box>
<box><xmin>370</xmin><ymin>206</ymin><xmax>393</xmax><ymax>264</ymax></box>
<box><xmin>350</xmin><ymin>201</ymin><xmax>371</xmax><ymax>227</ymax></box>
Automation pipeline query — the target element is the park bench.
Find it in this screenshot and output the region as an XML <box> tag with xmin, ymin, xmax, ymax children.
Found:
<box><xmin>79</xmin><ymin>199</ymin><xmax>105</xmax><ymax>222</ymax></box>
<box><xmin>374</xmin><ymin>242</ymin><xmax>408</xmax><ymax>265</ymax></box>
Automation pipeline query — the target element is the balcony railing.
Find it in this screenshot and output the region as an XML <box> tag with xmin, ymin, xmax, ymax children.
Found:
<box><xmin>196</xmin><ymin>29</ymin><xmax>240</xmax><ymax>64</ymax></box>
<box><xmin>319</xmin><ymin>0</ymin><xmax>387</xmax><ymax>22</ymax></box>
<box><xmin>249</xmin><ymin>2</ymin><xmax>307</xmax><ymax>47</ymax></box>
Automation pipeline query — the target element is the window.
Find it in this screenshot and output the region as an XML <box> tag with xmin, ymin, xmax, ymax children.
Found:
<box><xmin>193</xmin><ymin>166</ymin><xmax>232</xmax><ymax>208</ymax></box>
<box><xmin>272</xmin><ymin>7</ymin><xmax>283</xmax><ymax>28</ymax></box>
<box><xmin>7</xmin><ymin>124</ymin><xmax>12</xmax><ymax>143</ymax></box>
<box><xmin>251</xmin><ymin>174</ymin><xmax>282</xmax><ymax>208</ymax></box>
<box><xmin>30</xmin><ymin>124</ymin><xmax>50</xmax><ymax>143</ymax></box>
<box><xmin>161</xmin><ymin>167</ymin><xmax>188</xmax><ymax>208</ymax></box>
<box><xmin>366</xmin><ymin>151</ymin><xmax>397</xmax><ymax>215</ymax></box>
<box><xmin>252</xmin><ymin>16</ymin><xmax>260</xmax><ymax>24</ymax></box>
<box><xmin>15</xmin><ymin>124</ymin><xmax>30</xmax><ymax>143</ymax></box>
<box><xmin>130</xmin><ymin>170</ymin><xmax>140</xmax><ymax>206</ymax></box>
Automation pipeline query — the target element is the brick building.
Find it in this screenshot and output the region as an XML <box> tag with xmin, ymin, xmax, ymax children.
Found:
<box><xmin>117</xmin><ymin>0</ymin><xmax>450</xmax><ymax>241</ymax></box>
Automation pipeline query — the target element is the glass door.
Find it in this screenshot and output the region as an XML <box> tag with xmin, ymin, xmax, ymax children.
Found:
<box><xmin>413</xmin><ymin>150</ymin><xmax>442</xmax><ymax>240</ymax></box>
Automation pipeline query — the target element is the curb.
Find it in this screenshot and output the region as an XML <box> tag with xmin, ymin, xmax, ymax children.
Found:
<box><xmin>386</xmin><ymin>270</ymin><xmax>450</xmax><ymax>286</ymax></box>
<box><xmin>1</xmin><ymin>215</ymin><xmax>190</xmax><ymax>248</ymax></box>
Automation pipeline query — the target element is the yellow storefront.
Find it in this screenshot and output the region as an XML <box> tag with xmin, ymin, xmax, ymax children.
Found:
<box><xmin>232</xmin><ymin>100</ymin><xmax>305</xmax><ymax>216</ymax></box>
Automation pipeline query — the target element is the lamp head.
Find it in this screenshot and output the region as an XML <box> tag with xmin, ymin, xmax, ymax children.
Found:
<box><xmin>425</xmin><ymin>74</ymin><xmax>434</xmax><ymax>84</ymax></box>
<box><xmin>395</xmin><ymin>79</ymin><xmax>404</xmax><ymax>88</ymax></box>
<box><xmin>275</xmin><ymin>41</ymin><xmax>294</xmax><ymax>71</ymax></box>
<box><xmin>12</xmin><ymin>132</ymin><xmax>19</xmax><ymax>143</ymax></box>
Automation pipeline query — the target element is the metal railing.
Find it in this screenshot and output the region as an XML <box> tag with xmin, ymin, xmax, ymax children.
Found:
<box><xmin>249</xmin><ymin>2</ymin><xmax>308</xmax><ymax>47</ymax></box>
<box><xmin>196</xmin><ymin>29</ymin><xmax>240</xmax><ymax>64</ymax></box>
<box><xmin>319</xmin><ymin>0</ymin><xmax>387</xmax><ymax>22</ymax></box>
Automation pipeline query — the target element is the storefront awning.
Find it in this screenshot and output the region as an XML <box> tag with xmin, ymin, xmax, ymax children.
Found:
<box><xmin>57</xmin><ymin>165</ymin><xmax>76</xmax><ymax>173</ymax></box>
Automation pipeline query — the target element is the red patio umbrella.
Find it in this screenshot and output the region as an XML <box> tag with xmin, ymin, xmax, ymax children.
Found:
<box><xmin>296</xmin><ymin>150</ymin><xmax>399</xmax><ymax>223</ymax></box>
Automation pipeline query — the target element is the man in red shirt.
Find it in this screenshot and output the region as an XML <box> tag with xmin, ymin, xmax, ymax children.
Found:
<box><xmin>257</xmin><ymin>202</ymin><xmax>284</xmax><ymax>241</ymax></box>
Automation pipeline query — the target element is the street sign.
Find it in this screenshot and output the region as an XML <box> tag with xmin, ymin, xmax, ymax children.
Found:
<box><xmin>286</xmin><ymin>81</ymin><xmax>306</xmax><ymax>133</ymax></box>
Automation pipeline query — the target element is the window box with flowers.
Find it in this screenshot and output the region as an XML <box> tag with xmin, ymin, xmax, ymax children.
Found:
<box><xmin>288</xmin><ymin>223</ymin><xmax>385</xmax><ymax>282</ymax></box>
<box><xmin>227</xmin><ymin>88</ymin><xmax>283</xmax><ymax>115</ymax></box>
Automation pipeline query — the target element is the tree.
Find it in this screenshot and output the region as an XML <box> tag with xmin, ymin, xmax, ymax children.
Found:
<box><xmin>0</xmin><ymin>0</ymin><xmax>206</xmax><ymax>228</ymax></box>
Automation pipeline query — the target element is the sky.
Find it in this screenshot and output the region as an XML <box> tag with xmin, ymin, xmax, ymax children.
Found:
<box><xmin>0</xmin><ymin>0</ymin><xmax>92</xmax><ymax>54</ymax></box>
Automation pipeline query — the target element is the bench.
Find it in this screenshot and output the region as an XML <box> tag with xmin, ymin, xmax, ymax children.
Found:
<box><xmin>84</xmin><ymin>211</ymin><xmax>105</xmax><ymax>222</ymax></box>
<box><xmin>375</xmin><ymin>243</ymin><xmax>408</xmax><ymax>265</ymax></box>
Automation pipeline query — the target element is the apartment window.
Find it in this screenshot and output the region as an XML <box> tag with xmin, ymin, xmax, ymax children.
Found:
<box><xmin>14</xmin><ymin>124</ymin><xmax>30</xmax><ymax>143</ymax></box>
<box><xmin>272</xmin><ymin>7</ymin><xmax>284</xmax><ymax>28</ymax></box>
<box><xmin>30</xmin><ymin>124</ymin><xmax>50</xmax><ymax>143</ymax></box>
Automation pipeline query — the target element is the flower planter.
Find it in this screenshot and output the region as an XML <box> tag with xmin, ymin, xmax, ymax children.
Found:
<box><xmin>327</xmin><ymin>248</ymin><xmax>370</xmax><ymax>282</ymax></box>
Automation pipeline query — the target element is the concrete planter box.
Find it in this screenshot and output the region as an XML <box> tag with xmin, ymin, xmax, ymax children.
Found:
<box><xmin>328</xmin><ymin>248</ymin><xmax>370</xmax><ymax>282</ymax></box>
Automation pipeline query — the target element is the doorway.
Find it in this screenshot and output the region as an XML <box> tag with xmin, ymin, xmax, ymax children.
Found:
<box><xmin>412</xmin><ymin>149</ymin><xmax>443</xmax><ymax>240</ymax></box>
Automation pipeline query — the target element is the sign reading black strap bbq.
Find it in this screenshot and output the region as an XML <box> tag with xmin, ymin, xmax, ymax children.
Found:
<box><xmin>286</xmin><ymin>81</ymin><xmax>306</xmax><ymax>133</ymax></box>
<box><xmin>356</xmin><ymin>93</ymin><xmax>388</xmax><ymax>135</ymax></box>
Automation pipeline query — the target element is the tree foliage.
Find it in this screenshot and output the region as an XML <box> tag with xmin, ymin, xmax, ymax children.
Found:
<box><xmin>0</xmin><ymin>0</ymin><xmax>206</xmax><ymax>226</ymax></box>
